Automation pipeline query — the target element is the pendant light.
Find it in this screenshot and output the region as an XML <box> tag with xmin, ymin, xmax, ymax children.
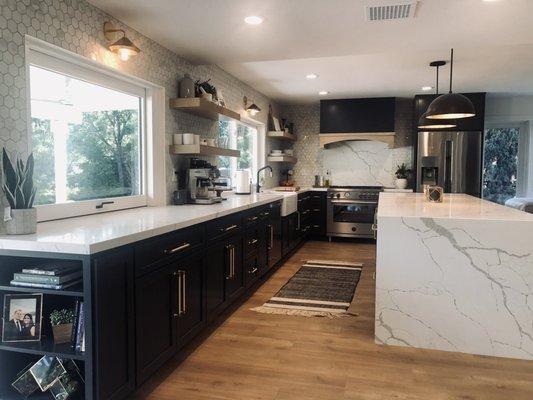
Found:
<box><xmin>418</xmin><ymin>60</ymin><xmax>456</xmax><ymax>130</ymax></box>
<box><xmin>426</xmin><ymin>49</ymin><xmax>475</xmax><ymax>120</ymax></box>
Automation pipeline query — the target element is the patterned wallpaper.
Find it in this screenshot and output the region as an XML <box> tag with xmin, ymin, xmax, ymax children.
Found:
<box><xmin>282</xmin><ymin>98</ymin><xmax>414</xmax><ymax>187</ymax></box>
<box><xmin>0</xmin><ymin>0</ymin><xmax>281</xmax><ymax>217</ymax></box>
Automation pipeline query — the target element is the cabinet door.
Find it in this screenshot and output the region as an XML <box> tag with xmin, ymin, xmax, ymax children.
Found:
<box><xmin>135</xmin><ymin>263</ymin><xmax>178</xmax><ymax>384</ymax></box>
<box><xmin>206</xmin><ymin>241</ymin><xmax>226</xmax><ymax>320</ymax></box>
<box><xmin>93</xmin><ymin>248</ymin><xmax>135</xmax><ymax>400</ymax></box>
<box><xmin>177</xmin><ymin>251</ymin><xmax>204</xmax><ymax>345</ymax></box>
<box><xmin>224</xmin><ymin>234</ymin><xmax>244</xmax><ymax>302</ymax></box>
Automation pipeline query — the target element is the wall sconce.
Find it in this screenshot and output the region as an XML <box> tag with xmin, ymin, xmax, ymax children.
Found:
<box><xmin>243</xmin><ymin>96</ymin><xmax>261</xmax><ymax>116</ymax></box>
<box><xmin>104</xmin><ymin>22</ymin><xmax>140</xmax><ymax>61</ymax></box>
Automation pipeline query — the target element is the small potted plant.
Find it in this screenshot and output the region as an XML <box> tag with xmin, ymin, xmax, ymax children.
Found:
<box><xmin>2</xmin><ymin>148</ymin><xmax>37</xmax><ymax>234</ymax></box>
<box><xmin>50</xmin><ymin>308</ymin><xmax>75</xmax><ymax>344</ymax></box>
<box><xmin>394</xmin><ymin>163</ymin><xmax>411</xmax><ymax>190</ymax></box>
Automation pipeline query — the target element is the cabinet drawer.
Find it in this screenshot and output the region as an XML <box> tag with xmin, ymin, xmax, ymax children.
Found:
<box><xmin>243</xmin><ymin>205</ymin><xmax>270</xmax><ymax>226</ymax></box>
<box><xmin>135</xmin><ymin>225</ymin><xmax>204</xmax><ymax>276</ymax></box>
<box><xmin>244</xmin><ymin>254</ymin><xmax>260</xmax><ymax>288</ymax></box>
<box><xmin>208</xmin><ymin>213</ymin><xmax>243</xmax><ymax>243</ymax></box>
<box><xmin>244</xmin><ymin>228</ymin><xmax>261</xmax><ymax>256</ymax></box>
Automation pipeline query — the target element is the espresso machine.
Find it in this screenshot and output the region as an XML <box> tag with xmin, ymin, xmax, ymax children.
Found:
<box><xmin>186</xmin><ymin>159</ymin><xmax>227</xmax><ymax>204</ymax></box>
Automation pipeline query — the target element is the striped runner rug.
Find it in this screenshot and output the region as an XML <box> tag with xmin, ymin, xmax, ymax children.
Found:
<box><xmin>251</xmin><ymin>259</ymin><xmax>362</xmax><ymax>318</ymax></box>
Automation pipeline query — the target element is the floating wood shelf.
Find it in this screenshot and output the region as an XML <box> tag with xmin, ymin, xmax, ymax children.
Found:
<box><xmin>319</xmin><ymin>133</ymin><xmax>395</xmax><ymax>148</ymax></box>
<box><xmin>267</xmin><ymin>155</ymin><xmax>297</xmax><ymax>163</ymax></box>
<box><xmin>267</xmin><ymin>131</ymin><xmax>297</xmax><ymax>141</ymax></box>
<box><xmin>169</xmin><ymin>97</ymin><xmax>241</xmax><ymax>121</ymax></box>
<box><xmin>169</xmin><ymin>144</ymin><xmax>240</xmax><ymax>158</ymax></box>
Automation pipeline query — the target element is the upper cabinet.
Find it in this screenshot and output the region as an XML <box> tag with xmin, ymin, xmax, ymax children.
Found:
<box><xmin>414</xmin><ymin>93</ymin><xmax>486</xmax><ymax>132</ymax></box>
<box><xmin>320</xmin><ymin>97</ymin><xmax>396</xmax><ymax>134</ymax></box>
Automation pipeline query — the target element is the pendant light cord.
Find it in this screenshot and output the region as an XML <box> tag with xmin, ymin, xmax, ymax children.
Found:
<box><xmin>436</xmin><ymin>65</ymin><xmax>439</xmax><ymax>94</ymax></box>
<box><xmin>449</xmin><ymin>48</ymin><xmax>454</xmax><ymax>94</ymax></box>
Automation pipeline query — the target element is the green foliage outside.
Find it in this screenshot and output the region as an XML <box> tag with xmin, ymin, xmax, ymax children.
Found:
<box><xmin>483</xmin><ymin>127</ymin><xmax>518</xmax><ymax>205</ymax></box>
<box><xmin>218</xmin><ymin>121</ymin><xmax>254</xmax><ymax>176</ymax></box>
<box><xmin>32</xmin><ymin>110</ymin><xmax>140</xmax><ymax>205</ymax></box>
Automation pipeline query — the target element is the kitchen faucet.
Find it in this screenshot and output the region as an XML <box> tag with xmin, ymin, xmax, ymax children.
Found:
<box><xmin>256</xmin><ymin>165</ymin><xmax>273</xmax><ymax>193</ymax></box>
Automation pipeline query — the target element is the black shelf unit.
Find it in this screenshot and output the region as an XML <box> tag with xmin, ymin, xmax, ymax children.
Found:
<box><xmin>0</xmin><ymin>253</ymin><xmax>91</xmax><ymax>400</ymax></box>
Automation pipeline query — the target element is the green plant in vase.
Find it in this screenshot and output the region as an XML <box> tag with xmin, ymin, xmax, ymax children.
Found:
<box><xmin>394</xmin><ymin>163</ymin><xmax>411</xmax><ymax>190</ymax></box>
<box><xmin>50</xmin><ymin>308</ymin><xmax>75</xmax><ymax>344</ymax></box>
<box><xmin>2</xmin><ymin>148</ymin><xmax>37</xmax><ymax>234</ymax></box>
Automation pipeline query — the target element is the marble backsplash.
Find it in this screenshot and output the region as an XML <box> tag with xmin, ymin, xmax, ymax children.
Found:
<box><xmin>283</xmin><ymin>100</ymin><xmax>414</xmax><ymax>188</ymax></box>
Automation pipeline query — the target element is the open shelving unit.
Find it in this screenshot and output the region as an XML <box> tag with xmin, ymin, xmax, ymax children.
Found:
<box><xmin>0</xmin><ymin>254</ymin><xmax>89</xmax><ymax>399</ymax></box>
<box><xmin>267</xmin><ymin>130</ymin><xmax>297</xmax><ymax>141</ymax></box>
<box><xmin>169</xmin><ymin>144</ymin><xmax>240</xmax><ymax>158</ymax></box>
<box><xmin>169</xmin><ymin>97</ymin><xmax>241</xmax><ymax>121</ymax></box>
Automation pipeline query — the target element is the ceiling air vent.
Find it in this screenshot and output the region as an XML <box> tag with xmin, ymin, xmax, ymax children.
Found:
<box><xmin>365</xmin><ymin>1</ymin><xmax>418</xmax><ymax>21</ymax></box>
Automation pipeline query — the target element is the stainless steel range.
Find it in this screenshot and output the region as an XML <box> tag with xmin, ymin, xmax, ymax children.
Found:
<box><xmin>327</xmin><ymin>186</ymin><xmax>382</xmax><ymax>239</ymax></box>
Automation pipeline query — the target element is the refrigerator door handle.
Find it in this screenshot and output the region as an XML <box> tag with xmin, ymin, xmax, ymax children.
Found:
<box><xmin>444</xmin><ymin>139</ymin><xmax>453</xmax><ymax>193</ymax></box>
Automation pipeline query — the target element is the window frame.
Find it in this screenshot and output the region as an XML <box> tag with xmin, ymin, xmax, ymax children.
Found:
<box><xmin>25</xmin><ymin>36</ymin><xmax>166</xmax><ymax>222</ymax></box>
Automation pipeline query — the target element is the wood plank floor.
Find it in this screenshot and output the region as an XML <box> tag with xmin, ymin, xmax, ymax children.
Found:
<box><xmin>134</xmin><ymin>240</ymin><xmax>533</xmax><ymax>400</ymax></box>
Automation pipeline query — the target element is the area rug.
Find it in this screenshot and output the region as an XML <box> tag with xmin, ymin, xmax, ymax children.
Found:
<box><xmin>251</xmin><ymin>259</ymin><xmax>362</xmax><ymax>318</ymax></box>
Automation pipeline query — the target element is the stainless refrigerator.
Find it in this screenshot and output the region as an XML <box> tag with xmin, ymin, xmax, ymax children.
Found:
<box><xmin>416</xmin><ymin>131</ymin><xmax>482</xmax><ymax>197</ymax></box>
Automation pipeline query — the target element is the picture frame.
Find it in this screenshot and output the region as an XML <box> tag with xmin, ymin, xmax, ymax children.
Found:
<box><xmin>29</xmin><ymin>355</ymin><xmax>67</xmax><ymax>392</ymax></box>
<box><xmin>11</xmin><ymin>363</ymin><xmax>40</xmax><ymax>397</ymax></box>
<box><xmin>2</xmin><ymin>293</ymin><xmax>43</xmax><ymax>343</ymax></box>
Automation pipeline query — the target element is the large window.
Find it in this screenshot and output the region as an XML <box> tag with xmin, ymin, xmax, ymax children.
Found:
<box><xmin>483</xmin><ymin>124</ymin><xmax>529</xmax><ymax>204</ymax></box>
<box><xmin>218</xmin><ymin>120</ymin><xmax>258</xmax><ymax>185</ymax></box>
<box><xmin>26</xmin><ymin>39</ymin><xmax>152</xmax><ymax>221</ymax></box>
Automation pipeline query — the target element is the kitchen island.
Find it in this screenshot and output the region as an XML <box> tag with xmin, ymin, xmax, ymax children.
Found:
<box><xmin>376</xmin><ymin>192</ymin><xmax>533</xmax><ymax>360</ymax></box>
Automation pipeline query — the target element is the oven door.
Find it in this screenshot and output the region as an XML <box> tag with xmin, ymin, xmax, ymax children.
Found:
<box><xmin>327</xmin><ymin>199</ymin><xmax>377</xmax><ymax>237</ymax></box>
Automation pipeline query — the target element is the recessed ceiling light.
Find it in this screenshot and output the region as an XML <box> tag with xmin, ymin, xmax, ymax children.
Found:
<box><xmin>306</xmin><ymin>73</ymin><xmax>318</xmax><ymax>79</ymax></box>
<box><xmin>244</xmin><ymin>15</ymin><xmax>263</xmax><ymax>25</ymax></box>
<box><xmin>422</xmin><ymin>86</ymin><xmax>433</xmax><ymax>91</ymax></box>
<box><xmin>318</xmin><ymin>90</ymin><xmax>329</xmax><ymax>96</ymax></box>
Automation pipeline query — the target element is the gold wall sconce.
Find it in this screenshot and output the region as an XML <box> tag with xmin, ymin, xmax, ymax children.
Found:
<box><xmin>104</xmin><ymin>22</ymin><xmax>140</xmax><ymax>61</ymax></box>
<box><xmin>243</xmin><ymin>96</ymin><xmax>261</xmax><ymax>116</ymax></box>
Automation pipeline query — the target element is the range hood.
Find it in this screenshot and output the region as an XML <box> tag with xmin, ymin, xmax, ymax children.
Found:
<box><xmin>319</xmin><ymin>97</ymin><xmax>396</xmax><ymax>148</ymax></box>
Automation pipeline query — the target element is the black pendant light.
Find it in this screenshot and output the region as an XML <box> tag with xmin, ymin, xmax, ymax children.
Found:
<box><xmin>426</xmin><ymin>49</ymin><xmax>475</xmax><ymax>120</ymax></box>
<box><xmin>418</xmin><ymin>60</ymin><xmax>456</xmax><ymax>130</ymax></box>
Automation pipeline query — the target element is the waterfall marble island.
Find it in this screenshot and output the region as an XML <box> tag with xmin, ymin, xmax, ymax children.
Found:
<box><xmin>375</xmin><ymin>192</ymin><xmax>533</xmax><ymax>360</ymax></box>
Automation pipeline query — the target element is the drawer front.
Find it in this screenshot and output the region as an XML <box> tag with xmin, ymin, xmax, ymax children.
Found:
<box><xmin>208</xmin><ymin>213</ymin><xmax>243</xmax><ymax>243</ymax></box>
<box><xmin>135</xmin><ymin>225</ymin><xmax>204</xmax><ymax>276</ymax></box>
<box><xmin>244</xmin><ymin>254</ymin><xmax>260</xmax><ymax>288</ymax></box>
<box><xmin>243</xmin><ymin>205</ymin><xmax>270</xmax><ymax>226</ymax></box>
<box><xmin>244</xmin><ymin>227</ymin><xmax>261</xmax><ymax>256</ymax></box>
<box><xmin>309</xmin><ymin>191</ymin><xmax>326</xmax><ymax>207</ymax></box>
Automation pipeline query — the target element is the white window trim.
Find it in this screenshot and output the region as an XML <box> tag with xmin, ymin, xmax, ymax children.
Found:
<box><xmin>239</xmin><ymin>115</ymin><xmax>266</xmax><ymax>184</ymax></box>
<box><xmin>484</xmin><ymin>120</ymin><xmax>530</xmax><ymax>198</ymax></box>
<box><xmin>24</xmin><ymin>36</ymin><xmax>166</xmax><ymax>222</ymax></box>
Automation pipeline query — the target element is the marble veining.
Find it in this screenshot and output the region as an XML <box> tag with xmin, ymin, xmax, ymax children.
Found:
<box><xmin>376</xmin><ymin>193</ymin><xmax>533</xmax><ymax>360</ymax></box>
<box><xmin>0</xmin><ymin>193</ymin><xmax>283</xmax><ymax>255</ymax></box>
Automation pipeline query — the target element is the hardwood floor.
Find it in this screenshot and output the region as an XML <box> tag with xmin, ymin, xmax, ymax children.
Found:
<box><xmin>134</xmin><ymin>240</ymin><xmax>533</xmax><ymax>400</ymax></box>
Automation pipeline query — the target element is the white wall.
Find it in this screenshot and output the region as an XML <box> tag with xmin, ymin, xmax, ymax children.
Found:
<box><xmin>485</xmin><ymin>94</ymin><xmax>533</xmax><ymax>197</ymax></box>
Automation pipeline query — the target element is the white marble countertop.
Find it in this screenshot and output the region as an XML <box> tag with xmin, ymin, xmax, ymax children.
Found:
<box><xmin>377</xmin><ymin>192</ymin><xmax>533</xmax><ymax>221</ymax></box>
<box><xmin>0</xmin><ymin>193</ymin><xmax>284</xmax><ymax>255</ymax></box>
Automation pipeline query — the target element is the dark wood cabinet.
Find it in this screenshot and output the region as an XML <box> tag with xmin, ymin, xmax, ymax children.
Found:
<box><xmin>267</xmin><ymin>201</ymin><xmax>282</xmax><ymax>269</ymax></box>
<box><xmin>308</xmin><ymin>191</ymin><xmax>327</xmax><ymax>238</ymax></box>
<box><xmin>176</xmin><ymin>251</ymin><xmax>205</xmax><ymax>346</ymax></box>
<box><xmin>135</xmin><ymin>262</ymin><xmax>178</xmax><ymax>384</ymax></box>
<box><xmin>205</xmin><ymin>233</ymin><xmax>244</xmax><ymax>321</ymax></box>
<box><xmin>93</xmin><ymin>248</ymin><xmax>135</xmax><ymax>400</ymax></box>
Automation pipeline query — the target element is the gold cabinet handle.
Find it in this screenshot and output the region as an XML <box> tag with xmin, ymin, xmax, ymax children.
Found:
<box><xmin>250</xmin><ymin>267</ymin><xmax>258</xmax><ymax>275</ymax></box>
<box><xmin>164</xmin><ymin>242</ymin><xmax>191</xmax><ymax>255</ymax></box>
<box><xmin>249</xmin><ymin>238</ymin><xmax>258</xmax><ymax>245</ymax></box>
<box><xmin>268</xmin><ymin>225</ymin><xmax>273</xmax><ymax>250</ymax></box>
<box><xmin>181</xmin><ymin>270</ymin><xmax>186</xmax><ymax>315</ymax></box>
<box><xmin>223</xmin><ymin>224</ymin><xmax>238</xmax><ymax>232</ymax></box>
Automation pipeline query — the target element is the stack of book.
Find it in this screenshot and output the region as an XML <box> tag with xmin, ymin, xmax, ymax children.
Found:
<box><xmin>10</xmin><ymin>264</ymin><xmax>82</xmax><ymax>290</ymax></box>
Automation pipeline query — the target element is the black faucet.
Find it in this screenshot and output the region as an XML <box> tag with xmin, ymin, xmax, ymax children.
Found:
<box><xmin>256</xmin><ymin>165</ymin><xmax>273</xmax><ymax>193</ymax></box>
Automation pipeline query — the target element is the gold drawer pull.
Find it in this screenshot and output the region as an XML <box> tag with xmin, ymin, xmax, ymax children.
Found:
<box><xmin>223</xmin><ymin>224</ymin><xmax>238</xmax><ymax>232</ymax></box>
<box><xmin>164</xmin><ymin>242</ymin><xmax>191</xmax><ymax>255</ymax></box>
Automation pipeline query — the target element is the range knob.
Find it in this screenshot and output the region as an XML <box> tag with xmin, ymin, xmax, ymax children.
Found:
<box><xmin>344</xmin><ymin>192</ymin><xmax>350</xmax><ymax>198</ymax></box>
<box><xmin>336</xmin><ymin>193</ymin><xmax>341</xmax><ymax>199</ymax></box>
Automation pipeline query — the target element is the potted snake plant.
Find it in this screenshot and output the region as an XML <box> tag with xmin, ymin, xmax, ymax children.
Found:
<box><xmin>2</xmin><ymin>148</ymin><xmax>37</xmax><ymax>235</ymax></box>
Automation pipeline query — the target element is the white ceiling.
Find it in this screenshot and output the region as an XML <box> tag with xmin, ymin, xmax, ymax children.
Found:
<box><xmin>88</xmin><ymin>0</ymin><xmax>533</xmax><ymax>103</ymax></box>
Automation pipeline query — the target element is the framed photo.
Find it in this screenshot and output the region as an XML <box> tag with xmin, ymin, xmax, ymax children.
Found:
<box><xmin>11</xmin><ymin>363</ymin><xmax>40</xmax><ymax>397</ymax></box>
<box><xmin>2</xmin><ymin>293</ymin><xmax>42</xmax><ymax>343</ymax></box>
<box><xmin>29</xmin><ymin>355</ymin><xmax>66</xmax><ymax>392</ymax></box>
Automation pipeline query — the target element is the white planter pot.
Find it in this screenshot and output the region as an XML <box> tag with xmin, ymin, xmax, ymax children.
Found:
<box><xmin>395</xmin><ymin>178</ymin><xmax>408</xmax><ymax>190</ymax></box>
<box><xmin>6</xmin><ymin>208</ymin><xmax>37</xmax><ymax>235</ymax></box>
